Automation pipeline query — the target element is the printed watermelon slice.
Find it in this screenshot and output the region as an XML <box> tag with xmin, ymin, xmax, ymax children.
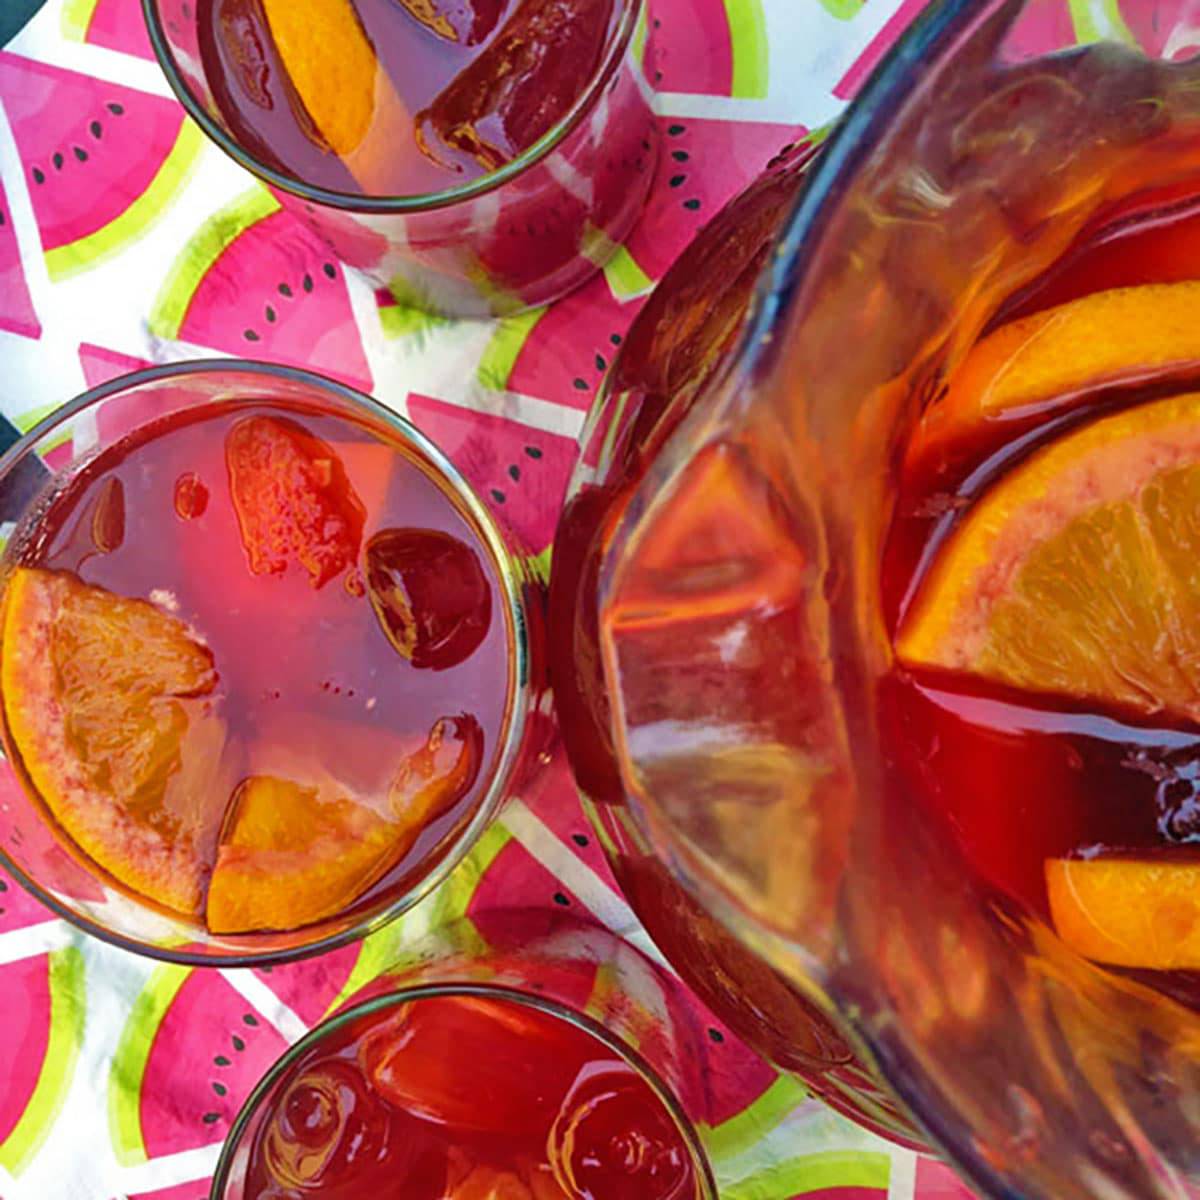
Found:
<box><xmin>150</xmin><ymin>189</ymin><xmax>373</xmax><ymax>393</ymax></box>
<box><xmin>0</xmin><ymin>53</ymin><xmax>203</xmax><ymax>280</ymax></box>
<box><xmin>0</xmin><ymin>948</ymin><xmax>85</xmax><ymax>1176</ymax></box>
<box><xmin>78</xmin><ymin>342</ymin><xmax>151</xmax><ymax>390</ymax></box>
<box><xmin>62</xmin><ymin>0</ymin><xmax>155</xmax><ymax>60</ymax></box>
<box><xmin>0</xmin><ymin>180</ymin><xmax>39</xmax><ymax>340</ymax></box>
<box><xmin>644</xmin><ymin>0</ymin><xmax>770</xmax><ymax>98</ymax></box>
<box><xmin>407</xmin><ymin>393</ymin><xmax>577</xmax><ymax>555</ymax></box>
<box><xmin>110</xmin><ymin>966</ymin><xmax>288</xmax><ymax>1164</ymax></box>
<box><xmin>481</xmin><ymin>274</ymin><xmax>641</xmax><ymax>411</ymax></box>
<box><xmin>620</xmin><ymin>116</ymin><xmax>803</xmax><ymax>286</ymax></box>
<box><xmin>0</xmin><ymin>866</ymin><xmax>56</xmax><ymax>935</ymax></box>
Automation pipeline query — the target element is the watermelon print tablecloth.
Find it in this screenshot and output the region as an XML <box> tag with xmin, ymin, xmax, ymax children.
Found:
<box><xmin>0</xmin><ymin>0</ymin><xmax>992</xmax><ymax>1197</ymax></box>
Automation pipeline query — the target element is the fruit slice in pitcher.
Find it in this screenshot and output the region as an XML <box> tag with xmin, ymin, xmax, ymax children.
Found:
<box><xmin>394</xmin><ymin>0</ymin><xmax>505</xmax><ymax>44</ymax></box>
<box><xmin>416</xmin><ymin>0</ymin><xmax>614</xmax><ymax>172</ymax></box>
<box><xmin>914</xmin><ymin>283</ymin><xmax>1200</xmax><ymax>460</ymax></box>
<box><xmin>897</xmin><ymin>391</ymin><xmax>1200</xmax><ymax>722</ymax></box>
<box><xmin>260</xmin><ymin>0</ymin><xmax>410</xmax><ymax>192</ymax></box>
<box><xmin>0</xmin><ymin>567</ymin><xmax>224</xmax><ymax>914</ymax></box>
<box><xmin>206</xmin><ymin>714</ymin><xmax>482</xmax><ymax>932</ymax></box>
<box><xmin>1046</xmin><ymin>857</ymin><xmax>1200</xmax><ymax>969</ymax></box>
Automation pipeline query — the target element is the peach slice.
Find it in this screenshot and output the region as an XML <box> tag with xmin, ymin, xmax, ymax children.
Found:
<box><xmin>1047</xmin><ymin>857</ymin><xmax>1200</xmax><ymax>969</ymax></box>
<box><xmin>0</xmin><ymin>567</ymin><xmax>222</xmax><ymax>915</ymax></box>
<box><xmin>915</xmin><ymin>282</ymin><xmax>1200</xmax><ymax>461</ymax></box>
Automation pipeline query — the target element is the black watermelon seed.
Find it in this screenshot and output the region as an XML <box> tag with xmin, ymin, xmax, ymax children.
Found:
<box><xmin>594</xmin><ymin>354</ymin><xmax>606</xmax><ymax>371</ymax></box>
<box><xmin>74</xmin><ymin>146</ymin><xmax>88</xmax><ymax>162</ymax></box>
<box><xmin>232</xmin><ymin>1035</ymin><xmax>246</xmax><ymax>1051</ymax></box>
<box><xmin>553</xmin><ymin>892</ymin><xmax>570</xmax><ymax>906</ymax></box>
<box><xmin>32</xmin><ymin>168</ymin><xmax>44</xmax><ymax>185</ymax></box>
<box><xmin>524</xmin><ymin>446</ymin><xmax>543</xmax><ymax>459</ymax></box>
<box><xmin>265</xmin><ymin>305</ymin><xmax>276</xmax><ymax>322</ymax></box>
<box><xmin>610</xmin><ymin>333</ymin><xmax>622</xmax><ymax>345</ymax></box>
<box><xmin>202</xmin><ymin>1112</ymin><xmax>221</xmax><ymax>1125</ymax></box>
<box><xmin>212</xmin><ymin>1082</ymin><xmax>228</xmax><ymax>1097</ymax></box>
<box><xmin>669</xmin><ymin>174</ymin><xmax>686</xmax><ymax>188</ymax></box>
<box><xmin>107</xmin><ymin>102</ymin><xmax>124</xmax><ymax>115</ymax></box>
<box><xmin>0</xmin><ymin>879</ymin><xmax>8</xmax><ymax>891</ymax></box>
<box><xmin>490</xmin><ymin>488</ymin><xmax>506</xmax><ymax>504</ymax></box>
<box><xmin>667</xmin><ymin>123</ymin><xmax>685</xmax><ymax>136</ymax></box>
<box><xmin>278</xmin><ymin>282</ymin><xmax>292</xmax><ymax>297</ymax></box>
<box><xmin>708</xmin><ymin>1027</ymin><xmax>725</xmax><ymax>1043</ymax></box>
<box><xmin>243</xmin><ymin>1013</ymin><xmax>259</xmax><ymax>1026</ymax></box>
<box><xmin>684</xmin><ymin>198</ymin><xmax>702</xmax><ymax>211</ymax></box>
<box><xmin>572</xmin><ymin>833</ymin><xmax>589</xmax><ymax>847</ymax></box>
<box><xmin>0</xmin><ymin>908</ymin><xmax>5</xmax><ymax>916</ymax></box>
<box><xmin>214</xmin><ymin>1055</ymin><xmax>231</xmax><ymax>1067</ymax></box>
<box><xmin>303</xmin><ymin>273</ymin><xmax>314</xmax><ymax>292</ymax></box>
<box><xmin>53</xmin><ymin>152</ymin><xmax>64</xmax><ymax>170</ymax></box>
<box><xmin>641</xmin><ymin>139</ymin><xmax>651</xmax><ymax>151</ymax></box>
<box><xmin>0</xmin><ymin>210</ymin><xmax>6</xmax><ymax>227</ymax></box>
<box><xmin>243</xmin><ymin>329</ymin><xmax>260</xmax><ymax>342</ymax></box>
<box><xmin>654</xmin><ymin>71</ymin><xmax>663</xmax><ymax>83</ymax></box>
<box><xmin>672</xmin><ymin>150</ymin><xmax>689</xmax><ymax>162</ymax></box>
<box><xmin>323</xmin><ymin>262</ymin><xmax>336</xmax><ymax>279</ymax></box>
<box><xmin>573</xmin><ymin>378</ymin><xmax>589</xmax><ymax>391</ymax></box>
<box><xmin>90</xmin><ymin>121</ymin><xmax>102</xmax><ymax>138</ymax></box>
<box><xmin>507</xmin><ymin>464</ymin><xmax>520</xmax><ymax>482</ymax></box>
<box><xmin>653</xmin><ymin>16</ymin><xmax>661</xmax><ymax>26</ymax></box>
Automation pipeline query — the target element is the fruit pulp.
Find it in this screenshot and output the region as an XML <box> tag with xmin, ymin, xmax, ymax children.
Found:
<box><xmin>197</xmin><ymin>0</ymin><xmax>621</xmax><ymax>196</ymax></box>
<box><xmin>885</xmin><ymin>197</ymin><xmax>1200</xmax><ymax>1001</ymax></box>
<box><xmin>0</xmin><ymin>398</ymin><xmax>510</xmax><ymax>933</ymax></box>
<box><xmin>241</xmin><ymin>992</ymin><xmax>700</xmax><ymax>1199</ymax></box>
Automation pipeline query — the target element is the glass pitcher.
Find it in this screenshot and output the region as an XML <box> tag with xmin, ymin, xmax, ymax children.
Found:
<box><xmin>551</xmin><ymin>0</ymin><xmax>1200</xmax><ymax>1195</ymax></box>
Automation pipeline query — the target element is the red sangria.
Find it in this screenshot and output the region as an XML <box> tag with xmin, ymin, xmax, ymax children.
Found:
<box><xmin>0</xmin><ymin>363</ymin><xmax>529</xmax><ymax>959</ymax></box>
<box><xmin>223</xmin><ymin>990</ymin><xmax>703</xmax><ymax>1200</ymax></box>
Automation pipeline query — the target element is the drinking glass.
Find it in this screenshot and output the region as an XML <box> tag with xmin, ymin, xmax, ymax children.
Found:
<box><xmin>142</xmin><ymin>0</ymin><xmax>657</xmax><ymax>317</ymax></box>
<box><xmin>0</xmin><ymin>360</ymin><xmax>537</xmax><ymax>965</ymax></box>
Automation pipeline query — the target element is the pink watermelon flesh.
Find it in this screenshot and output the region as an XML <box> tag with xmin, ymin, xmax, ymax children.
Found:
<box><xmin>644</xmin><ymin>0</ymin><xmax>734</xmax><ymax>95</ymax></box>
<box><xmin>0</xmin><ymin>53</ymin><xmax>185</xmax><ymax>255</ymax></box>
<box><xmin>175</xmin><ymin>210</ymin><xmax>373</xmax><ymax>393</ymax></box>
<box><xmin>0</xmin><ymin>180</ymin><xmax>40</xmax><ymax>340</ymax></box>
<box><xmin>140</xmin><ymin>972</ymin><xmax>288</xmax><ymax>1159</ymax></box>
<box><xmin>82</xmin><ymin>0</ymin><xmax>155</xmax><ymax>60</ymax></box>
<box><xmin>0</xmin><ymin>954</ymin><xmax>51</xmax><ymax>1146</ymax></box>
<box><xmin>252</xmin><ymin>942</ymin><xmax>358</xmax><ymax>1027</ymax></box>
<box><xmin>623</xmin><ymin>116</ymin><xmax>803</xmax><ymax>283</ymax></box>
<box><xmin>916</xmin><ymin>1156</ymin><xmax>980</xmax><ymax>1199</ymax></box>
<box><xmin>833</xmin><ymin>0</ymin><xmax>926</xmax><ymax>100</ymax></box>
<box><xmin>407</xmin><ymin>393</ymin><xmax>577</xmax><ymax>553</ymax></box>
<box><xmin>507</xmin><ymin>275</ymin><xmax>641</xmax><ymax>411</ymax></box>
<box><xmin>0</xmin><ymin>866</ymin><xmax>57</xmax><ymax>934</ymax></box>
<box><xmin>79</xmin><ymin>342</ymin><xmax>150</xmax><ymax>389</ymax></box>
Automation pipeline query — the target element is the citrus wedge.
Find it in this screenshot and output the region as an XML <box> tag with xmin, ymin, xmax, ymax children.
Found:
<box><xmin>897</xmin><ymin>391</ymin><xmax>1200</xmax><ymax>722</ymax></box>
<box><xmin>1047</xmin><ymin>857</ymin><xmax>1200</xmax><ymax>969</ymax></box>
<box><xmin>0</xmin><ymin>567</ymin><xmax>222</xmax><ymax>915</ymax></box>
<box><xmin>206</xmin><ymin>714</ymin><xmax>483</xmax><ymax>933</ymax></box>
<box><xmin>261</xmin><ymin>0</ymin><xmax>410</xmax><ymax>193</ymax></box>
<box><xmin>916</xmin><ymin>283</ymin><xmax>1200</xmax><ymax>460</ymax></box>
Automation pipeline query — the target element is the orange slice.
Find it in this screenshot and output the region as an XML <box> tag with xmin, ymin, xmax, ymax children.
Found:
<box><xmin>897</xmin><ymin>391</ymin><xmax>1200</xmax><ymax>722</ymax></box>
<box><xmin>261</xmin><ymin>0</ymin><xmax>410</xmax><ymax>193</ymax></box>
<box><xmin>1046</xmin><ymin>857</ymin><xmax>1200</xmax><ymax>969</ymax></box>
<box><xmin>205</xmin><ymin>714</ymin><xmax>483</xmax><ymax>933</ymax></box>
<box><xmin>0</xmin><ymin>567</ymin><xmax>222</xmax><ymax>915</ymax></box>
<box><xmin>916</xmin><ymin>282</ymin><xmax>1200</xmax><ymax>460</ymax></box>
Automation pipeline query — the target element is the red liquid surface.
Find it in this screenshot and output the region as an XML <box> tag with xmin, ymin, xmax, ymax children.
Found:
<box><xmin>4</xmin><ymin>399</ymin><xmax>509</xmax><ymax>930</ymax></box>
<box><xmin>243</xmin><ymin>993</ymin><xmax>700</xmax><ymax>1199</ymax></box>
<box><xmin>197</xmin><ymin>0</ymin><xmax>620</xmax><ymax>195</ymax></box>
<box><xmin>883</xmin><ymin>200</ymin><xmax>1200</xmax><ymax>1007</ymax></box>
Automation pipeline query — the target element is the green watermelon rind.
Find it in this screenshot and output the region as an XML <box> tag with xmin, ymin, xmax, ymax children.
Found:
<box><xmin>59</xmin><ymin>0</ymin><xmax>101</xmax><ymax>42</ymax></box>
<box><xmin>148</xmin><ymin>186</ymin><xmax>281</xmax><ymax>339</ymax></box>
<box><xmin>107</xmin><ymin>964</ymin><xmax>191</xmax><ymax>1167</ymax></box>
<box><xmin>320</xmin><ymin>822</ymin><xmax>513</xmax><ymax>1020</ymax></box>
<box><xmin>44</xmin><ymin>121</ymin><xmax>206</xmax><ymax>282</ymax></box>
<box><xmin>0</xmin><ymin>946</ymin><xmax>86</xmax><ymax>1176</ymax></box>
<box><xmin>477</xmin><ymin>308</ymin><xmax>548</xmax><ymax>392</ymax></box>
<box><xmin>723</xmin><ymin>0</ymin><xmax>770</xmax><ymax>97</ymax></box>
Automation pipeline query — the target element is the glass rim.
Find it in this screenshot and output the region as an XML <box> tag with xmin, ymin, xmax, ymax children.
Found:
<box><xmin>141</xmin><ymin>0</ymin><xmax>646</xmax><ymax>214</ymax></box>
<box><xmin>207</xmin><ymin>979</ymin><xmax>720</xmax><ymax>1200</ymax></box>
<box><xmin>0</xmin><ymin>358</ymin><xmax>535</xmax><ymax>969</ymax></box>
